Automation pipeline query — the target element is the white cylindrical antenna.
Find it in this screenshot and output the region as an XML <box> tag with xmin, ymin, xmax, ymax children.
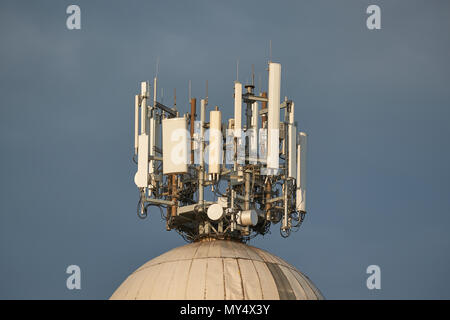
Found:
<box><xmin>267</xmin><ymin>62</ymin><xmax>281</xmax><ymax>174</ymax></box>
<box><xmin>208</xmin><ymin>108</ymin><xmax>222</xmax><ymax>175</ymax></box>
<box><xmin>251</xmin><ymin>101</ymin><xmax>259</xmax><ymax>129</ymax></box>
<box><xmin>249</xmin><ymin>101</ymin><xmax>259</xmax><ymax>164</ymax></box>
<box><xmin>148</xmin><ymin>115</ymin><xmax>156</xmax><ymax>175</ymax></box>
<box><xmin>140</xmin><ymin>81</ymin><xmax>148</xmax><ymax>134</ymax></box>
<box><xmin>296</xmin><ymin>132</ymin><xmax>307</xmax><ymax>213</ymax></box>
<box><xmin>234</xmin><ymin>81</ymin><xmax>242</xmax><ymax>137</ymax></box>
<box><xmin>289</xmin><ymin>101</ymin><xmax>295</xmax><ymax>124</ymax></box>
<box><xmin>287</xmin><ymin>123</ymin><xmax>297</xmax><ymax>179</ymax></box>
<box><xmin>134</xmin><ymin>95</ymin><xmax>139</xmax><ymax>154</ymax></box>
<box><xmin>134</xmin><ymin>134</ymin><xmax>149</xmax><ymax>188</ymax></box>
<box><xmin>135</xmin><ymin>81</ymin><xmax>150</xmax><ymax>188</ymax></box>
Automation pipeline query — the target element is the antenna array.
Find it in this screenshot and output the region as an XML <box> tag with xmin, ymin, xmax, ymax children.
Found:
<box><xmin>133</xmin><ymin>61</ymin><xmax>307</xmax><ymax>242</ymax></box>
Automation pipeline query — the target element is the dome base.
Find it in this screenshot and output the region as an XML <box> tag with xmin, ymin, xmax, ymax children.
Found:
<box><xmin>111</xmin><ymin>239</ymin><xmax>323</xmax><ymax>300</ymax></box>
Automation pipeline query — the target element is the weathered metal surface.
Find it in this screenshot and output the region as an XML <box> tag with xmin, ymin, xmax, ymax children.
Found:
<box><xmin>110</xmin><ymin>240</ymin><xmax>323</xmax><ymax>300</ymax></box>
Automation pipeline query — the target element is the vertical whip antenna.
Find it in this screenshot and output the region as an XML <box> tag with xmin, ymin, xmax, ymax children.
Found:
<box><xmin>153</xmin><ymin>77</ymin><xmax>157</xmax><ymax>116</ymax></box>
<box><xmin>258</xmin><ymin>73</ymin><xmax>262</xmax><ymax>94</ymax></box>
<box><xmin>156</xmin><ymin>56</ymin><xmax>160</xmax><ymax>78</ymax></box>
<box><xmin>269</xmin><ymin>40</ymin><xmax>272</xmax><ymax>63</ymax></box>
<box><xmin>252</xmin><ymin>64</ymin><xmax>255</xmax><ymax>87</ymax></box>
<box><xmin>188</xmin><ymin>80</ymin><xmax>191</xmax><ymax>102</ymax></box>
<box><xmin>134</xmin><ymin>95</ymin><xmax>139</xmax><ymax>154</ymax></box>
<box><xmin>174</xmin><ymin>88</ymin><xmax>176</xmax><ymax>108</ymax></box>
<box><xmin>206</xmin><ymin>80</ymin><xmax>208</xmax><ymax>105</ymax></box>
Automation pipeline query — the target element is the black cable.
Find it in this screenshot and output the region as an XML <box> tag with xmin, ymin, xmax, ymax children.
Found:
<box><xmin>280</xmin><ymin>226</ymin><xmax>290</xmax><ymax>238</ymax></box>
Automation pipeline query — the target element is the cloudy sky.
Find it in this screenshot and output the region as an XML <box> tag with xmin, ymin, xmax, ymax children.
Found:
<box><xmin>1</xmin><ymin>0</ymin><xmax>449</xmax><ymax>299</ymax></box>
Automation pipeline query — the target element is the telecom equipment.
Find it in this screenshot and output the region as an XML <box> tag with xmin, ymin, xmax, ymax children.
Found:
<box><xmin>132</xmin><ymin>62</ymin><xmax>307</xmax><ymax>242</ymax></box>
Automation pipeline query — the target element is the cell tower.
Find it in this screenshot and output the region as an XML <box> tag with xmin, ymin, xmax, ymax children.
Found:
<box><xmin>133</xmin><ymin>62</ymin><xmax>307</xmax><ymax>242</ymax></box>
<box><xmin>111</xmin><ymin>61</ymin><xmax>322</xmax><ymax>300</ymax></box>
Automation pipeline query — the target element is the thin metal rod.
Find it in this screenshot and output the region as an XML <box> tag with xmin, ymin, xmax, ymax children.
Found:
<box><xmin>269</xmin><ymin>40</ymin><xmax>272</xmax><ymax>62</ymax></box>
<box><xmin>190</xmin><ymin>98</ymin><xmax>196</xmax><ymax>164</ymax></box>
<box><xmin>145</xmin><ymin>198</ymin><xmax>175</xmax><ymax>206</ymax></box>
<box><xmin>188</xmin><ymin>80</ymin><xmax>191</xmax><ymax>102</ymax></box>
<box><xmin>243</xmin><ymin>95</ymin><xmax>268</xmax><ymax>103</ymax></box>
<box><xmin>171</xmin><ymin>175</ymin><xmax>177</xmax><ymax>217</ymax></box>
<box><xmin>282</xmin><ymin>182</ymin><xmax>288</xmax><ymax>229</ymax></box>
<box><xmin>251</xmin><ymin>64</ymin><xmax>255</xmax><ymax>86</ymax></box>
<box><xmin>199</xmin><ymin>99</ymin><xmax>206</xmax><ymax>206</ymax></box>
<box><xmin>134</xmin><ymin>95</ymin><xmax>139</xmax><ymax>154</ymax></box>
<box><xmin>244</xmin><ymin>172</ymin><xmax>250</xmax><ymax>210</ymax></box>
<box><xmin>174</xmin><ymin>88</ymin><xmax>176</xmax><ymax>108</ymax></box>
<box><xmin>153</xmin><ymin>77</ymin><xmax>157</xmax><ymax>110</ymax></box>
<box><xmin>206</xmin><ymin>80</ymin><xmax>208</xmax><ymax>105</ymax></box>
<box><xmin>141</xmin><ymin>85</ymin><xmax>147</xmax><ymax>135</ymax></box>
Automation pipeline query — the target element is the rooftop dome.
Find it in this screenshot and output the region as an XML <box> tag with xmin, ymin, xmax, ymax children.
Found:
<box><xmin>110</xmin><ymin>239</ymin><xmax>323</xmax><ymax>300</ymax></box>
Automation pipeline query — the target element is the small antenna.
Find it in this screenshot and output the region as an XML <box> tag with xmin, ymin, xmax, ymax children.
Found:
<box><xmin>188</xmin><ymin>80</ymin><xmax>191</xmax><ymax>101</ymax></box>
<box><xmin>174</xmin><ymin>88</ymin><xmax>177</xmax><ymax>107</ymax></box>
<box><xmin>153</xmin><ymin>77</ymin><xmax>157</xmax><ymax>107</ymax></box>
<box><xmin>236</xmin><ymin>59</ymin><xmax>239</xmax><ymax>82</ymax></box>
<box><xmin>206</xmin><ymin>80</ymin><xmax>208</xmax><ymax>105</ymax></box>
<box><xmin>258</xmin><ymin>73</ymin><xmax>262</xmax><ymax>94</ymax></box>
<box><xmin>269</xmin><ymin>40</ymin><xmax>272</xmax><ymax>63</ymax></box>
<box><xmin>156</xmin><ymin>57</ymin><xmax>160</xmax><ymax>78</ymax></box>
<box><xmin>251</xmin><ymin>64</ymin><xmax>255</xmax><ymax>87</ymax></box>
<box><xmin>285</xmin><ymin>68</ymin><xmax>288</xmax><ymax>97</ymax></box>
<box><xmin>161</xmin><ymin>88</ymin><xmax>164</xmax><ymax>103</ymax></box>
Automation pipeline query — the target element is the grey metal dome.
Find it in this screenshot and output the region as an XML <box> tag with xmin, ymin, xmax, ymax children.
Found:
<box><xmin>110</xmin><ymin>239</ymin><xmax>323</xmax><ymax>300</ymax></box>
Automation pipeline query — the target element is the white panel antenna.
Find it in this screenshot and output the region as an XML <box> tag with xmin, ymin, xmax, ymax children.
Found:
<box><xmin>208</xmin><ymin>109</ymin><xmax>222</xmax><ymax>175</ymax></box>
<box><xmin>234</xmin><ymin>82</ymin><xmax>242</xmax><ymax>137</ymax></box>
<box><xmin>267</xmin><ymin>62</ymin><xmax>281</xmax><ymax>174</ymax></box>
<box><xmin>296</xmin><ymin>132</ymin><xmax>307</xmax><ymax>213</ymax></box>
<box><xmin>162</xmin><ymin>117</ymin><xmax>189</xmax><ymax>174</ymax></box>
<box><xmin>134</xmin><ymin>134</ymin><xmax>149</xmax><ymax>188</ymax></box>
<box><xmin>288</xmin><ymin>124</ymin><xmax>297</xmax><ymax>179</ymax></box>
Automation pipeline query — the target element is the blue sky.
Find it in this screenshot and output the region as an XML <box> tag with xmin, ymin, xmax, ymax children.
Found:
<box><xmin>1</xmin><ymin>0</ymin><xmax>449</xmax><ymax>299</ymax></box>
